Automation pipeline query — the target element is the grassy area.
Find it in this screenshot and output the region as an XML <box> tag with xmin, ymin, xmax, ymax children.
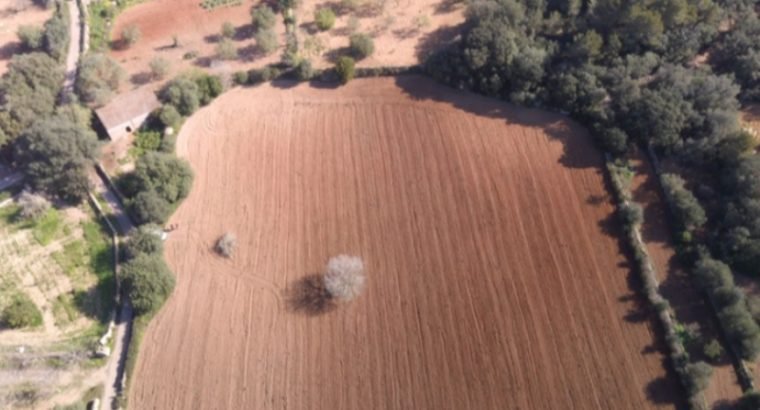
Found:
<box><xmin>88</xmin><ymin>0</ymin><xmax>142</xmax><ymax>51</ymax></box>
<box><xmin>200</xmin><ymin>0</ymin><xmax>242</xmax><ymax>10</ymax></box>
<box><xmin>32</xmin><ymin>209</ymin><xmax>63</xmax><ymax>246</ymax></box>
<box><xmin>52</xmin><ymin>383</ymin><xmax>104</xmax><ymax>409</ymax></box>
<box><xmin>51</xmin><ymin>293</ymin><xmax>78</xmax><ymax>326</ymax></box>
<box><xmin>0</xmin><ymin>204</ymin><xmax>20</xmax><ymax>227</ymax></box>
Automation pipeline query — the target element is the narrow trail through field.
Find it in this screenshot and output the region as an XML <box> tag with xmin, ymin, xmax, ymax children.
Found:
<box><xmin>130</xmin><ymin>76</ymin><xmax>684</xmax><ymax>409</ymax></box>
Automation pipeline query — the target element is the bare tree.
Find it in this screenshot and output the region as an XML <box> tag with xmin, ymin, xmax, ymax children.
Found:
<box><xmin>18</xmin><ymin>190</ymin><xmax>50</xmax><ymax>219</ymax></box>
<box><xmin>324</xmin><ymin>255</ymin><xmax>366</xmax><ymax>302</ymax></box>
<box><xmin>216</xmin><ymin>232</ymin><xmax>237</xmax><ymax>257</ymax></box>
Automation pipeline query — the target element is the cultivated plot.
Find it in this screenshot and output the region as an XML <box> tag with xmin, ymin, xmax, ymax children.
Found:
<box><xmin>130</xmin><ymin>76</ymin><xmax>682</xmax><ymax>409</ymax></box>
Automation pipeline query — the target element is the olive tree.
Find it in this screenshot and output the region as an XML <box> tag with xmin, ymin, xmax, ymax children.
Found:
<box><xmin>121</xmin><ymin>253</ymin><xmax>175</xmax><ymax>315</ymax></box>
<box><xmin>324</xmin><ymin>255</ymin><xmax>366</xmax><ymax>302</ymax></box>
<box><xmin>215</xmin><ymin>232</ymin><xmax>237</xmax><ymax>257</ymax></box>
<box><xmin>75</xmin><ymin>53</ymin><xmax>125</xmax><ymax>106</ymax></box>
<box><xmin>13</xmin><ymin>114</ymin><xmax>99</xmax><ymax>203</ymax></box>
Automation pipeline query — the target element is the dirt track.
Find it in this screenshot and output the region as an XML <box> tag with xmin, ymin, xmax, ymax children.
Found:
<box><xmin>130</xmin><ymin>76</ymin><xmax>682</xmax><ymax>409</ymax></box>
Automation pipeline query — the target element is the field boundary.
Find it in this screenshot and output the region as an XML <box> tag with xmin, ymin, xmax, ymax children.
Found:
<box><xmin>605</xmin><ymin>155</ymin><xmax>708</xmax><ymax>410</ymax></box>
<box><xmin>647</xmin><ymin>146</ymin><xmax>756</xmax><ymax>394</ymax></box>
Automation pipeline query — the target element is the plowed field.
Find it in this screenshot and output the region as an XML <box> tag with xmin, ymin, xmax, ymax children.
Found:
<box><xmin>129</xmin><ymin>76</ymin><xmax>682</xmax><ymax>409</ymax></box>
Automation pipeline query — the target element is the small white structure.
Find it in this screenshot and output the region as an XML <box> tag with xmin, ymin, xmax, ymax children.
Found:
<box><xmin>95</xmin><ymin>88</ymin><xmax>161</xmax><ymax>140</ymax></box>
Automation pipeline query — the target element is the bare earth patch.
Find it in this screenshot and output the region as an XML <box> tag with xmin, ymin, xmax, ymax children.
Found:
<box><xmin>130</xmin><ymin>76</ymin><xmax>683</xmax><ymax>409</ymax></box>
<box><xmin>108</xmin><ymin>0</ymin><xmax>464</xmax><ymax>87</ymax></box>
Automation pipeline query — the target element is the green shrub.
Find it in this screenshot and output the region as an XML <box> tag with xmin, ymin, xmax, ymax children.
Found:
<box><xmin>618</xmin><ymin>202</ymin><xmax>643</xmax><ymax>226</ymax></box>
<box><xmin>295</xmin><ymin>59</ymin><xmax>314</xmax><ymax>81</ymax></box>
<box><xmin>132</xmin><ymin>152</ymin><xmax>194</xmax><ymax>205</ymax></box>
<box><xmin>124</xmin><ymin>224</ymin><xmax>164</xmax><ymax>260</ymax></box>
<box><xmin>161</xmin><ymin>77</ymin><xmax>200</xmax><ymax>115</ymax></box>
<box><xmin>256</xmin><ymin>28</ymin><xmax>279</xmax><ymax>55</ymax></box>
<box><xmin>158</xmin><ymin>105</ymin><xmax>181</xmax><ymax>129</ymax></box>
<box><xmin>75</xmin><ymin>53</ymin><xmax>125</xmax><ymax>106</ymax></box>
<box><xmin>683</xmin><ymin>361</ymin><xmax>712</xmax><ymax>397</ymax></box>
<box><xmin>703</xmin><ymin>339</ymin><xmax>723</xmax><ymax>362</ymax></box>
<box><xmin>221</xmin><ymin>21</ymin><xmax>235</xmax><ymax>38</ymax></box>
<box><xmin>121</xmin><ymin>253</ymin><xmax>175</xmax><ymax>315</ymax></box>
<box><xmin>43</xmin><ymin>4</ymin><xmax>68</xmax><ymax>61</ymax></box>
<box><xmin>215</xmin><ymin>38</ymin><xmax>238</xmax><ymax>60</ymax></box>
<box><xmin>335</xmin><ymin>56</ymin><xmax>355</xmax><ymax>84</ymax></box>
<box><xmin>17</xmin><ymin>25</ymin><xmax>44</xmax><ymax>50</ymax></box>
<box><xmin>661</xmin><ymin>173</ymin><xmax>706</xmax><ymax>232</ymax></box>
<box><xmin>349</xmin><ymin>33</ymin><xmax>374</xmax><ymax>59</ymax></box>
<box><xmin>251</xmin><ymin>5</ymin><xmax>276</xmax><ymax>30</ymax></box>
<box><xmin>133</xmin><ymin>130</ymin><xmax>162</xmax><ymax>154</ymax></box>
<box><xmin>233</xmin><ymin>71</ymin><xmax>249</xmax><ymax>85</ymax></box>
<box><xmin>314</xmin><ymin>8</ymin><xmax>336</xmax><ymax>31</ymax></box>
<box><xmin>2</xmin><ymin>293</ymin><xmax>43</xmax><ymax>329</ymax></box>
<box><xmin>149</xmin><ymin>57</ymin><xmax>171</xmax><ymax>80</ymax></box>
<box><xmin>121</xmin><ymin>25</ymin><xmax>141</xmax><ymax>47</ymax></box>
<box><xmin>131</xmin><ymin>190</ymin><xmax>171</xmax><ymax>225</ymax></box>
<box><xmin>13</xmin><ymin>112</ymin><xmax>99</xmax><ymax>203</ymax></box>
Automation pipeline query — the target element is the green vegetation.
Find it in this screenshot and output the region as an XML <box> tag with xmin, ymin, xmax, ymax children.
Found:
<box><xmin>87</xmin><ymin>0</ymin><xmax>116</xmax><ymax>51</ymax></box>
<box><xmin>0</xmin><ymin>52</ymin><xmax>64</xmax><ymax>147</ymax></box>
<box><xmin>124</xmin><ymin>224</ymin><xmax>164</xmax><ymax>260</ymax></box>
<box><xmin>693</xmin><ymin>257</ymin><xmax>760</xmax><ymax>360</ymax></box>
<box><xmin>335</xmin><ymin>56</ymin><xmax>355</xmax><ymax>84</ymax></box>
<box><xmin>32</xmin><ymin>208</ymin><xmax>62</xmax><ymax>245</ymax></box>
<box><xmin>75</xmin><ymin>53</ymin><xmax>125</xmax><ymax>106</ymax></box>
<box><xmin>149</xmin><ymin>56</ymin><xmax>171</xmax><ymax>80</ymax></box>
<box><xmin>314</xmin><ymin>8</ymin><xmax>335</xmax><ymax>31</ymax></box>
<box><xmin>200</xmin><ymin>0</ymin><xmax>241</xmax><ymax>10</ymax></box>
<box><xmin>120</xmin><ymin>152</ymin><xmax>193</xmax><ymax>224</ymax></box>
<box><xmin>17</xmin><ymin>25</ymin><xmax>44</xmax><ymax>50</ymax></box>
<box><xmin>1</xmin><ymin>292</ymin><xmax>43</xmax><ymax>329</ymax></box>
<box><xmin>121</xmin><ymin>24</ymin><xmax>141</xmax><ymax>47</ymax></box>
<box><xmin>53</xmin><ymin>384</ymin><xmax>104</xmax><ymax>410</ymax></box>
<box><xmin>121</xmin><ymin>253</ymin><xmax>174</xmax><ymax>316</ymax></box>
<box><xmin>295</xmin><ymin>59</ymin><xmax>314</xmax><ymax>81</ymax></box>
<box><xmin>251</xmin><ymin>5</ymin><xmax>277</xmax><ymax>30</ymax></box>
<box><xmin>660</xmin><ymin>173</ymin><xmax>706</xmax><ymax>234</ymax></box>
<box><xmin>42</xmin><ymin>1</ymin><xmax>69</xmax><ymax>61</ymax></box>
<box><xmin>221</xmin><ymin>21</ymin><xmax>236</xmax><ymax>39</ymax></box>
<box><xmin>159</xmin><ymin>72</ymin><xmax>223</xmax><ymax>116</ymax></box>
<box><xmin>349</xmin><ymin>33</ymin><xmax>374</xmax><ymax>60</ymax></box>
<box><xmin>13</xmin><ymin>111</ymin><xmax>99</xmax><ymax>203</ymax></box>
<box><xmin>215</xmin><ymin>38</ymin><xmax>238</xmax><ymax>60</ymax></box>
<box><xmin>130</xmin><ymin>130</ymin><xmax>162</xmax><ymax>158</ymax></box>
<box><xmin>256</xmin><ymin>29</ymin><xmax>279</xmax><ymax>55</ymax></box>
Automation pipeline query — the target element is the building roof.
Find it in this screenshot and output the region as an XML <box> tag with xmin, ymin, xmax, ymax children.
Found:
<box><xmin>95</xmin><ymin>87</ymin><xmax>161</xmax><ymax>132</ymax></box>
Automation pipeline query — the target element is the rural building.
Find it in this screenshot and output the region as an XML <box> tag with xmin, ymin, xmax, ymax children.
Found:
<box><xmin>94</xmin><ymin>88</ymin><xmax>161</xmax><ymax>140</ymax></box>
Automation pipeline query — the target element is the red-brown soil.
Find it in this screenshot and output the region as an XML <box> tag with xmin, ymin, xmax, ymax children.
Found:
<box><xmin>109</xmin><ymin>0</ymin><xmax>464</xmax><ymax>88</ymax></box>
<box><xmin>130</xmin><ymin>76</ymin><xmax>683</xmax><ymax>409</ymax></box>
<box><xmin>629</xmin><ymin>151</ymin><xmax>744</xmax><ymax>408</ymax></box>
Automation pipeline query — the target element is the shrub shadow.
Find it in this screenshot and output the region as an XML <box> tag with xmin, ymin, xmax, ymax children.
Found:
<box><xmin>130</xmin><ymin>71</ymin><xmax>153</xmax><ymax>86</ymax></box>
<box><xmin>284</xmin><ymin>273</ymin><xmax>336</xmax><ymax>316</ymax></box>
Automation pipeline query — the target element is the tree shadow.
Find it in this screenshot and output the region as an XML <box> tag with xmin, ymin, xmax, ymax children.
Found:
<box><xmin>645</xmin><ymin>375</ymin><xmax>686</xmax><ymax>408</ymax></box>
<box><xmin>393</xmin><ymin>75</ymin><xmax>602</xmax><ymax>170</ymax></box>
<box><xmin>433</xmin><ymin>0</ymin><xmax>465</xmax><ymax>14</ymax></box>
<box><xmin>284</xmin><ymin>273</ymin><xmax>336</xmax><ymax>316</ymax></box>
<box><xmin>130</xmin><ymin>71</ymin><xmax>153</xmax><ymax>86</ymax></box>
<box><xmin>414</xmin><ymin>24</ymin><xmax>461</xmax><ymax>62</ymax></box>
<box><xmin>323</xmin><ymin>46</ymin><xmax>350</xmax><ymax>63</ymax></box>
<box><xmin>238</xmin><ymin>44</ymin><xmax>266</xmax><ymax>62</ymax></box>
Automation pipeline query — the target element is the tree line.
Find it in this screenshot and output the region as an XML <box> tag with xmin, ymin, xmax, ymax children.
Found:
<box><xmin>425</xmin><ymin>0</ymin><xmax>760</xmax><ymax>406</ymax></box>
